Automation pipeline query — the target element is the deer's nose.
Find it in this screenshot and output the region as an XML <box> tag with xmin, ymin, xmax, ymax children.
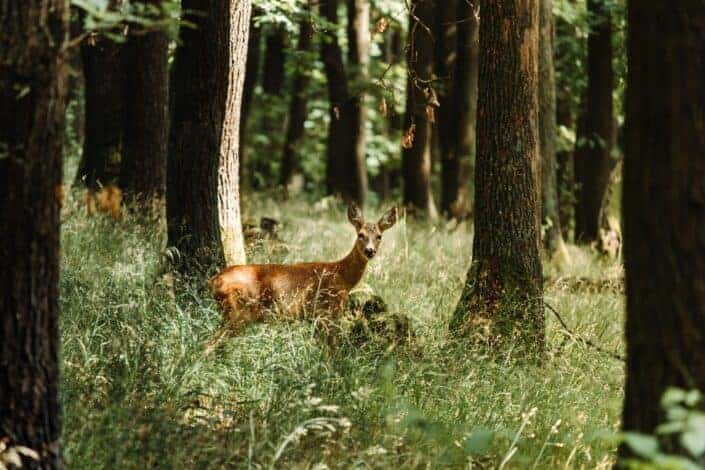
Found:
<box><xmin>364</xmin><ymin>248</ymin><xmax>376</xmax><ymax>258</ymax></box>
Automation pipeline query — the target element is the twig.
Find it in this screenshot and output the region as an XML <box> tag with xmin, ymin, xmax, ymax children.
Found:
<box><xmin>544</xmin><ymin>301</ymin><xmax>625</xmax><ymax>362</ymax></box>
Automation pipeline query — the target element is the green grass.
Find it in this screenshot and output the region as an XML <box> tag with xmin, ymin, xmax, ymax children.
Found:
<box><xmin>59</xmin><ymin>190</ymin><xmax>624</xmax><ymax>469</ymax></box>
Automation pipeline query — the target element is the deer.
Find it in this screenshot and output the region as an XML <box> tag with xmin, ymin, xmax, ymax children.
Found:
<box><xmin>205</xmin><ymin>203</ymin><xmax>398</xmax><ymax>354</ymax></box>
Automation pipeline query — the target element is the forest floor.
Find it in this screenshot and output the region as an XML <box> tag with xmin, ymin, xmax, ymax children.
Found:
<box><xmin>59</xmin><ymin>192</ymin><xmax>624</xmax><ymax>469</ymax></box>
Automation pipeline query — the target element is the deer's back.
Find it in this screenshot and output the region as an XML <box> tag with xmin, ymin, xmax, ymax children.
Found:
<box><xmin>211</xmin><ymin>261</ymin><xmax>348</xmax><ymax>314</ymax></box>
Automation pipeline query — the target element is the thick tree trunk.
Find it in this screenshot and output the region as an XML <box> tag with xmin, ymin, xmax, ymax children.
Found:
<box><xmin>538</xmin><ymin>0</ymin><xmax>566</xmax><ymax>253</ymax></box>
<box><xmin>450</xmin><ymin>0</ymin><xmax>543</xmax><ymax>355</ymax></box>
<box><xmin>77</xmin><ymin>35</ymin><xmax>126</xmax><ymax>188</ymax></box>
<box><xmin>574</xmin><ymin>0</ymin><xmax>613</xmax><ymax>243</ymax></box>
<box><xmin>239</xmin><ymin>9</ymin><xmax>261</xmax><ymax>188</ymax></box>
<box><xmin>262</xmin><ymin>26</ymin><xmax>287</xmax><ymax>95</ymax></box>
<box><xmin>621</xmin><ymin>1</ymin><xmax>705</xmax><ymax>461</ymax></box>
<box><xmin>280</xmin><ymin>12</ymin><xmax>314</xmax><ymax>189</ymax></box>
<box><xmin>168</xmin><ymin>0</ymin><xmax>249</xmax><ymax>271</ymax></box>
<box><xmin>0</xmin><ymin>1</ymin><xmax>68</xmax><ymax>467</ymax></box>
<box><xmin>120</xmin><ymin>1</ymin><xmax>169</xmax><ymax>204</ymax></box>
<box><xmin>320</xmin><ymin>0</ymin><xmax>366</xmax><ymax>204</ymax></box>
<box><xmin>402</xmin><ymin>0</ymin><xmax>438</xmax><ymax>219</ymax></box>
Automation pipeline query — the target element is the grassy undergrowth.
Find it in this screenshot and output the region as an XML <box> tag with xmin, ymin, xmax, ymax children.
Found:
<box><xmin>60</xmin><ymin>191</ymin><xmax>624</xmax><ymax>469</ymax></box>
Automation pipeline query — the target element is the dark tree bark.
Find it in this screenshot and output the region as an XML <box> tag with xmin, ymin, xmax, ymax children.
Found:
<box><xmin>402</xmin><ymin>0</ymin><xmax>438</xmax><ymax>219</ymax></box>
<box><xmin>450</xmin><ymin>0</ymin><xmax>544</xmax><ymax>355</ymax></box>
<box><xmin>280</xmin><ymin>11</ymin><xmax>314</xmax><ymax>189</ymax></box>
<box><xmin>437</xmin><ymin>0</ymin><xmax>479</xmax><ymax>218</ymax></box>
<box><xmin>262</xmin><ymin>25</ymin><xmax>287</xmax><ymax>95</ymax></box>
<box><xmin>239</xmin><ymin>8</ymin><xmax>262</xmax><ymax>187</ymax></box>
<box><xmin>574</xmin><ymin>0</ymin><xmax>613</xmax><ymax>243</ymax></box>
<box><xmin>556</xmin><ymin>95</ymin><xmax>574</xmax><ymax>241</ymax></box>
<box><xmin>120</xmin><ymin>0</ymin><xmax>169</xmax><ymax>204</ymax></box>
<box><xmin>0</xmin><ymin>0</ymin><xmax>68</xmax><ymax>467</ymax></box>
<box><xmin>538</xmin><ymin>0</ymin><xmax>566</xmax><ymax>254</ymax></box>
<box><xmin>76</xmin><ymin>34</ymin><xmax>126</xmax><ymax>188</ymax></box>
<box><xmin>621</xmin><ymin>0</ymin><xmax>705</xmax><ymax>461</ymax></box>
<box><xmin>319</xmin><ymin>0</ymin><xmax>367</xmax><ymax>204</ymax></box>
<box><xmin>168</xmin><ymin>0</ymin><xmax>250</xmax><ymax>271</ymax></box>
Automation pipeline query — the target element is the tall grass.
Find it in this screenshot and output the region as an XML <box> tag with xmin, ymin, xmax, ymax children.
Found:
<box><xmin>60</xmin><ymin>190</ymin><xmax>624</xmax><ymax>469</ymax></box>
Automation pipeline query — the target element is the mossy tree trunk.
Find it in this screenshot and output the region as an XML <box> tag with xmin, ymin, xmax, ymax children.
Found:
<box><xmin>539</xmin><ymin>0</ymin><xmax>566</xmax><ymax>254</ymax></box>
<box><xmin>280</xmin><ymin>8</ymin><xmax>314</xmax><ymax>189</ymax></box>
<box><xmin>120</xmin><ymin>0</ymin><xmax>169</xmax><ymax>204</ymax></box>
<box><xmin>402</xmin><ymin>0</ymin><xmax>438</xmax><ymax>219</ymax></box>
<box><xmin>574</xmin><ymin>0</ymin><xmax>613</xmax><ymax>243</ymax></box>
<box><xmin>450</xmin><ymin>0</ymin><xmax>544</xmax><ymax>355</ymax></box>
<box><xmin>168</xmin><ymin>0</ymin><xmax>249</xmax><ymax>272</ymax></box>
<box><xmin>0</xmin><ymin>0</ymin><xmax>69</xmax><ymax>466</ymax></box>
<box><xmin>621</xmin><ymin>0</ymin><xmax>705</xmax><ymax>460</ymax></box>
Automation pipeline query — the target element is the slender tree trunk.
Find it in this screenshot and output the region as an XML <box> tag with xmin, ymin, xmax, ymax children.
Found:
<box><xmin>402</xmin><ymin>0</ymin><xmax>438</xmax><ymax>219</ymax></box>
<box><xmin>262</xmin><ymin>26</ymin><xmax>287</xmax><ymax>95</ymax></box>
<box><xmin>450</xmin><ymin>0</ymin><xmax>543</xmax><ymax>355</ymax></box>
<box><xmin>0</xmin><ymin>1</ymin><xmax>68</xmax><ymax>467</ymax></box>
<box><xmin>280</xmin><ymin>11</ymin><xmax>314</xmax><ymax>189</ymax></box>
<box><xmin>539</xmin><ymin>0</ymin><xmax>566</xmax><ymax>254</ymax></box>
<box><xmin>239</xmin><ymin>8</ymin><xmax>261</xmax><ymax>188</ymax></box>
<box><xmin>556</xmin><ymin>96</ymin><xmax>574</xmax><ymax>241</ymax></box>
<box><xmin>346</xmin><ymin>0</ymin><xmax>369</xmax><ymax>204</ymax></box>
<box><xmin>320</xmin><ymin>0</ymin><xmax>366</xmax><ymax>204</ymax></box>
<box><xmin>168</xmin><ymin>0</ymin><xmax>249</xmax><ymax>271</ymax></box>
<box><xmin>574</xmin><ymin>0</ymin><xmax>613</xmax><ymax>243</ymax></box>
<box><xmin>621</xmin><ymin>1</ymin><xmax>705</xmax><ymax>461</ymax></box>
<box><xmin>77</xmin><ymin>34</ymin><xmax>126</xmax><ymax>188</ymax></box>
<box><xmin>120</xmin><ymin>0</ymin><xmax>169</xmax><ymax>204</ymax></box>
<box><xmin>437</xmin><ymin>0</ymin><xmax>478</xmax><ymax>218</ymax></box>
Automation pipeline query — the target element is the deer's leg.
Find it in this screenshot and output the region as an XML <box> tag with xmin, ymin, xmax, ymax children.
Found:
<box><xmin>205</xmin><ymin>292</ymin><xmax>262</xmax><ymax>356</ymax></box>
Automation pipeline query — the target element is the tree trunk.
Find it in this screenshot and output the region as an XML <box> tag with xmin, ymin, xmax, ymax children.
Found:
<box><xmin>168</xmin><ymin>0</ymin><xmax>250</xmax><ymax>271</ymax></box>
<box><xmin>621</xmin><ymin>1</ymin><xmax>705</xmax><ymax>460</ymax></box>
<box><xmin>239</xmin><ymin>9</ymin><xmax>261</xmax><ymax>188</ymax></box>
<box><xmin>280</xmin><ymin>11</ymin><xmax>314</xmax><ymax>189</ymax></box>
<box><xmin>346</xmin><ymin>0</ymin><xmax>370</xmax><ymax>204</ymax></box>
<box><xmin>0</xmin><ymin>1</ymin><xmax>68</xmax><ymax>467</ymax></box>
<box><xmin>120</xmin><ymin>0</ymin><xmax>169</xmax><ymax>204</ymax></box>
<box><xmin>574</xmin><ymin>0</ymin><xmax>613</xmax><ymax>243</ymax></box>
<box><xmin>538</xmin><ymin>0</ymin><xmax>566</xmax><ymax>254</ymax></box>
<box><xmin>262</xmin><ymin>25</ymin><xmax>287</xmax><ymax>95</ymax></box>
<box><xmin>556</xmin><ymin>96</ymin><xmax>574</xmax><ymax>241</ymax></box>
<box><xmin>319</xmin><ymin>0</ymin><xmax>366</xmax><ymax>204</ymax></box>
<box><xmin>450</xmin><ymin>0</ymin><xmax>543</xmax><ymax>355</ymax></box>
<box><xmin>437</xmin><ymin>0</ymin><xmax>479</xmax><ymax>218</ymax></box>
<box><xmin>77</xmin><ymin>35</ymin><xmax>126</xmax><ymax>188</ymax></box>
<box><xmin>402</xmin><ymin>0</ymin><xmax>438</xmax><ymax>219</ymax></box>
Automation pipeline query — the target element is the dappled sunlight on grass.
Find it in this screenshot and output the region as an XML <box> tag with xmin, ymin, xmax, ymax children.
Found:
<box><xmin>60</xmin><ymin>192</ymin><xmax>623</xmax><ymax>468</ymax></box>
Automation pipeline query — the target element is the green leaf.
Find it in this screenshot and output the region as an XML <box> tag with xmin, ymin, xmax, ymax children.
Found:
<box><xmin>621</xmin><ymin>432</ymin><xmax>660</xmax><ymax>459</ymax></box>
<box><xmin>464</xmin><ymin>428</ymin><xmax>494</xmax><ymax>455</ymax></box>
<box><xmin>682</xmin><ymin>414</ymin><xmax>705</xmax><ymax>457</ymax></box>
<box><xmin>662</xmin><ymin>388</ymin><xmax>687</xmax><ymax>408</ymax></box>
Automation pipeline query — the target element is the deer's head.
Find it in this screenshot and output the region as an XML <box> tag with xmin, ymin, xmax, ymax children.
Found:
<box><xmin>347</xmin><ymin>203</ymin><xmax>398</xmax><ymax>260</ymax></box>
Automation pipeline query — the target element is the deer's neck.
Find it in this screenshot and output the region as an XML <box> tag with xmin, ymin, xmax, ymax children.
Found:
<box><xmin>337</xmin><ymin>245</ymin><xmax>369</xmax><ymax>288</ymax></box>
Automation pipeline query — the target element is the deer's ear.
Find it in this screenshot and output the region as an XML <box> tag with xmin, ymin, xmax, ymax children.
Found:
<box><xmin>347</xmin><ymin>202</ymin><xmax>364</xmax><ymax>229</ymax></box>
<box><xmin>378</xmin><ymin>207</ymin><xmax>398</xmax><ymax>232</ymax></box>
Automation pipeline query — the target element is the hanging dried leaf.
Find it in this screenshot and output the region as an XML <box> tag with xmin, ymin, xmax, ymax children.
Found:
<box><xmin>379</xmin><ymin>98</ymin><xmax>388</xmax><ymax>117</ymax></box>
<box><xmin>402</xmin><ymin>124</ymin><xmax>416</xmax><ymax>149</ymax></box>
<box><xmin>425</xmin><ymin>105</ymin><xmax>436</xmax><ymax>123</ymax></box>
<box><xmin>333</xmin><ymin>106</ymin><xmax>341</xmax><ymax>121</ymax></box>
<box><xmin>374</xmin><ymin>17</ymin><xmax>389</xmax><ymax>35</ymax></box>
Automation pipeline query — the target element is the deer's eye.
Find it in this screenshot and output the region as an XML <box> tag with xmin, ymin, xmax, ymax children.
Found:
<box><xmin>358</xmin><ymin>233</ymin><xmax>365</xmax><ymax>240</ymax></box>
<box><xmin>376</xmin><ymin>234</ymin><xmax>382</xmax><ymax>240</ymax></box>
